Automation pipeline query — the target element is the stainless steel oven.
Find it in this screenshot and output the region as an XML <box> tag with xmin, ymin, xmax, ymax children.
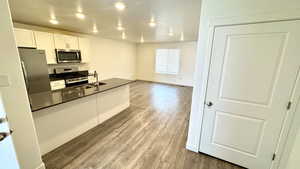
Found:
<box><xmin>56</xmin><ymin>49</ymin><xmax>81</xmax><ymax>63</ymax></box>
<box><xmin>52</xmin><ymin>67</ymin><xmax>89</xmax><ymax>87</ymax></box>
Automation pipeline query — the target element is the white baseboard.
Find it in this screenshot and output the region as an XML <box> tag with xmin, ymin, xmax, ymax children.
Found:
<box><xmin>136</xmin><ymin>79</ymin><xmax>193</xmax><ymax>87</ymax></box>
<box><xmin>186</xmin><ymin>143</ymin><xmax>199</xmax><ymax>153</ymax></box>
<box><xmin>35</xmin><ymin>163</ymin><xmax>45</xmax><ymax>169</ymax></box>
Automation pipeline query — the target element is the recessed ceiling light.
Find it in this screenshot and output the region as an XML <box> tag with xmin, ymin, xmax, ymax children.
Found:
<box><xmin>93</xmin><ymin>28</ymin><xmax>98</xmax><ymax>33</ymax></box>
<box><xmin>117</xmin><ymin>26</ymin><xmax>124</xmax><ymax>31</ymax></box>
<box><xmin>117</xmin><ymin>23</ymin><xmax>124</xmax><ymax>31</ymax></box>
<box><xmin>77</xmin><ymin>6</ymin><xmax>83</xmax><ymax>13</ymax></box>
<box><xmin>149</xmin><ymin>22</ymin><xmax>156</xmax><ymax>27</ymax></box>
<box><xmin>149</xmin><ymin>17</ymin><xmax>156</xmax><ymax>27</ymax></box>
<box><xmin>49</xmin><ymin>19</ymin><xmax>59</xmax><ymax>25</ymax></box>
<box><xmin>76</xmin><ymin>13</ymin><xmax>85</xmax><ymax>19</ymax></box>
<box><xmin>92</xmin><ymin>24</ymin><xmax>98</xmax><ymax>33</ymax></box>
<box><xmin>115</xmin><ymin>2</ymin><xmax>126</xmax><ymax>11</ymax></box>
<box><xmin>122</xmin><ymin>32</ymin><xmax>126</xmax><ymax>39</ymax></box>
<box><xmin>180</xmin><ymin>32</ymin><xmax>184</xmax><ymax>41</ymax></box>
<box><xmin>168</xmin><ymin>28</ymin><xmax>174</xmax><ymax>36</ymax></box>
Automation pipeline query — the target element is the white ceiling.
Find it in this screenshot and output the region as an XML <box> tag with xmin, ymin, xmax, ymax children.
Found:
<box><xmin>8</xmin><ymin>0</ymin><xmax>201</xmax><ymax>43</ymax></box>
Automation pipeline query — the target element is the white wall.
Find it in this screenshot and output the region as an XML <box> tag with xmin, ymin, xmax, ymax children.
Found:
<box><xmin>286</xmin><ymin>131</ymin><xmax>300</xmax><ymax>169</ymax></box>
<box><xmin>88</xmin><ymin>36</ymin><xmax>136</xmax><ymax>80</ymax></box>
<box><xmin>13</xmin><ymin>23</ymin><xmax>137</xmax><ymax>80</ymax></box>
<box><xmin>12</xmin><ymin>23</ymin><xmax>199</xmax><ymax>84</ymax></box>
<box><xmin>136</xmin><ymin>42</ymin><xmax>197</xmax><ymax>86</ymax></box>
<box><xmin>0</xmin><ymin>1</ymin><xmax>44</xmax><ymax>169</ymax></box>
<box><xmin>186</xmin><ymin>0</ymin><xmax>300</xmax><ymax>166</ymax></box>
<box><xmin>33</xmin><ymin>85</ymin><xmax>129</xmax><ymax>155</ymax></box>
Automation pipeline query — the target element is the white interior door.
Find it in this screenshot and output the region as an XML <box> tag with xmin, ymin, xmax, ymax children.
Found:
<box><xmin>200</xmin><ymin>20</ymin><xmax>300</xmax><ymax>169</ymax></box>
<box><xmin>0</xmin><ymin>94</ymin><xmax>19</xmax><ymax>169</ymax></box>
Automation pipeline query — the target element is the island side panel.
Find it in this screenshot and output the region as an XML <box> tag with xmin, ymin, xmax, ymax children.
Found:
<box><xmin>96</xmin><ymin>85</ymin><xmax>130</xmax><ymax>124</ymax></box>
<box><xmin>32</xmin><ymin>95</ymin><xmax>98</xmax><ymax>155</ymax></box>
<box><xmin>32</xmin><ymin>85</ymin><xmax>130</xmax><ymax>155</ymax></box>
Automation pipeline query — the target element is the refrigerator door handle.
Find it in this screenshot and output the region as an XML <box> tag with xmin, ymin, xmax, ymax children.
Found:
<box><xmin>21</xmin><ymin>61</ymin><xmax>29</xmax><ymax>89</ymax></box>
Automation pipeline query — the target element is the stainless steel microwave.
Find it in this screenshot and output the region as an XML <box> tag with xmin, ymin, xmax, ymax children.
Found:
<box><xmin>55</xmin><ymin>49</ymin><xmax>81</xmax><ymax>63</ymax></box>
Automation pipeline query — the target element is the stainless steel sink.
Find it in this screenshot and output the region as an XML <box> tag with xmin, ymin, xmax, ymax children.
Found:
<box><xmin>85</xmin><ymin>82</ymin><xmax>106</xmax><ymax>89</ymax></box>
<box><xmin>97</xmin><ymin>82</ymin><xmax>106</xmax><ymax>86</ymax></box>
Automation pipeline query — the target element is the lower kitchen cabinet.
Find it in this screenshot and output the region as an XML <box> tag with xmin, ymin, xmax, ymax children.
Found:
<box><xmin>96</xmin><ymin>85</ymin><xmax>130</xmax><ymax>124</ymax></box>
<box><xmin>32</xmin><ymin>85</ymin><xmax>130</xmax><ymax>155</ymax></box>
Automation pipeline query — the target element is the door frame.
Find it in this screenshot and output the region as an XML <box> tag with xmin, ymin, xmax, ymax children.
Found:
<box><xmin>190</xmin><ymin>11</ymin><xmax>300</xmax><ymax>169</ymax></box>
<box><xmin>274</xmin><ymin>68</ymin><xmax>300</xmax><ymax>169</ymax></box>
<box><xmin>0</xmin><ymin>0</ymin><xmax>45</xmax><ymax>168</ymax></box>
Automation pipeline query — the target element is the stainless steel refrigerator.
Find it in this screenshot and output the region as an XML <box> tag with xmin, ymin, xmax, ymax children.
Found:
<box><xmin>18</xmin><ymin>48</ymin><xmax>51</xmax><ymax>94</ymax></box>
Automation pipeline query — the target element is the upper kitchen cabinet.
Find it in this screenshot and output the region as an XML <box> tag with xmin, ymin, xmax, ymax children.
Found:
<box><xmin>78</xmin><ymin>37</ymin><xmax>90</xmax><ymax>63</ymax></box>
<box><xmin>53</xmin><ymin>34</ymin><xmax>65</xmax><ymax>49</ymax></box>
<box><xmin>54</xmin><ymin>34</ymin><xmax>79</xmax><ymax>50</ymax></box>
<box><xmin>65</xmin><ymin>35</ymin><xmax>79</xmax><ymax>50</ymax></box>
<box><xmin>34</xmin><ymin>31</ymin><xmax>56</xmax><ymax>64</ymax></box>
<box><xmin>14</xmin><ymin>28</ymin><xmax>36</xmax><ymax>48</ymax></box>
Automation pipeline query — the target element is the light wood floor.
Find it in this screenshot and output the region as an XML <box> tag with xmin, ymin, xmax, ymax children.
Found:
<box><xmin>43</xmin><ymin>81</ymin><xmax>244</xmax><ymax>169</ymax></box>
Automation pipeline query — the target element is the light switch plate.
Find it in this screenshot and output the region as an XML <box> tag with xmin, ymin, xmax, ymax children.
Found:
<box><xmin>0</xmin><ymin>75</ymin><xmax>10</xmax><ymax>87</ymax></box>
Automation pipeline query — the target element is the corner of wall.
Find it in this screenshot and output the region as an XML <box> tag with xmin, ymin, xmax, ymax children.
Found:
<box><xmin>35</xmin><ymin>162</ymin><xmax>46</xmax><ymax>169</ymax></box>
<box><xmin>134</xmin><ymin>43</ymin><xmax>140</xmax><ymax>80</ymax></box>
<box><xmin>186</xmin><ymin>142</ymin><xmax>199</xmax><ymax>153</ymax></box>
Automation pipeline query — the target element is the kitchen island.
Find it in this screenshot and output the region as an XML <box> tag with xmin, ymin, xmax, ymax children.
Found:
<box><xmin>30</xmin><ymin>78</ymin><xmax>133</xmax><ymax>112</ymax></box>
<box><xmin>31</xmin><ymin>78</ymin><xmax>134</xmax><ymax>154</ymax></box>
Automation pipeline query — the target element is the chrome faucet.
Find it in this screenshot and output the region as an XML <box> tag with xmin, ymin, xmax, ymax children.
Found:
<box><xmin>88</xmin><ymin>70</ymin><xmax>99</xmax><ymax>86</ymax></box>
<box><xmin>94</xmin><ymin>70</ymin><xmax>99</xmax><ymax>84</ymax></box>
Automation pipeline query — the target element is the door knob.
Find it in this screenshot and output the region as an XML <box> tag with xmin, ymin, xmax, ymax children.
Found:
<box><xmin>205</xmin><ymin>101</ymin><xmax>213</xmax><ymax>107</ymax></box>
<box><xmin>0</xmin><ymin>129</ymin><xmax>13</xmax><ymax>142</ymax></box>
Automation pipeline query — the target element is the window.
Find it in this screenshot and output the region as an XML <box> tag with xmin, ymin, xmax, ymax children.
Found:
<box><xmin>155</xmin><ymin>49</ymin><xmax>180</xmax><ymax>75</ymax></box>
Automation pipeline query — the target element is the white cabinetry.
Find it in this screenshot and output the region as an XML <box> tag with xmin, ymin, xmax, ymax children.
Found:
<box><xmin>14</xmin><ymin>28</ymin><xmax>36</xmax><ymax>48</ymax></box>
<box><xmin>50</xmin><ymin>80</ymin><xmax>65</xmax><ymax>90</ymax></box>
<box><xmin>53</xmin><ymin>34</ymin><xmax>65</xmax><ymax>49</ymax></box>
<box><xmin>33</xmin><ymin>85</ymin><xmax>130</xmax><ymax>154</ymax></box>
<box><xmin>78</xmin><ymin>37</ymin><xmax>90</xmax><ymax>63</ymax></box>
<box><xmin>54</xmin><ymin>34</ymin><xmax>79</xmax><ymax>50</ymax></box>
<box><xmin>65</xmin><ymin>35</ymin><xmax>79</xmax><ymax>50</ymax></box>
<box><xmin>33</xmin><ymin>95</ymin><xmax>98</xmax><ymax>154</ymax></box>
<box><xmin>34</xmin><ymin>31</ymin><xmax>56</xmax><ymax>64</ymax></box>
<box><xmin>13</xmin><ymin>28</ymin><xmax>89</xmax><ymax>64</ymax></box>
<box><xmin>96</xmin><ymin>85</ymin><xmax>130</xmax><ymax>124</ymax></box>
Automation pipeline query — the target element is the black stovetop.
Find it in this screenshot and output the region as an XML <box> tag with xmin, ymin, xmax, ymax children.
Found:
<box><xmin>49</xmin><ymin>70</ymin><xmax>89</xmax><ymax>81</ymax></box>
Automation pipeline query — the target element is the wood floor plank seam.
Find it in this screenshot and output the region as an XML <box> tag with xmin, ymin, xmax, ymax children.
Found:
<box><xmin>64</xmin><ymin>108</ymin><xmax>168</xmax><ymax>169</ymax></box>
<box><xmin>43</xmin><ymin>81</ymin><xmax>243</xmax><ymax>169</ymax></box>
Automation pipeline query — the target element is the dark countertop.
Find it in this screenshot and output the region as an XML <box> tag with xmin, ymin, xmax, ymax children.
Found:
<box><xmin>29</xmin><ymin>78</ymin><xmax>134</xmax><ymax>112</ymax></box>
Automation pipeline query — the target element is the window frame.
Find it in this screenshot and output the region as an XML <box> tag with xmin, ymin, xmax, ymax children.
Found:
<box><xmin>155</xmin><ymin>48</ymin><xmax>180</xmax><ymax>75</ymax></box>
